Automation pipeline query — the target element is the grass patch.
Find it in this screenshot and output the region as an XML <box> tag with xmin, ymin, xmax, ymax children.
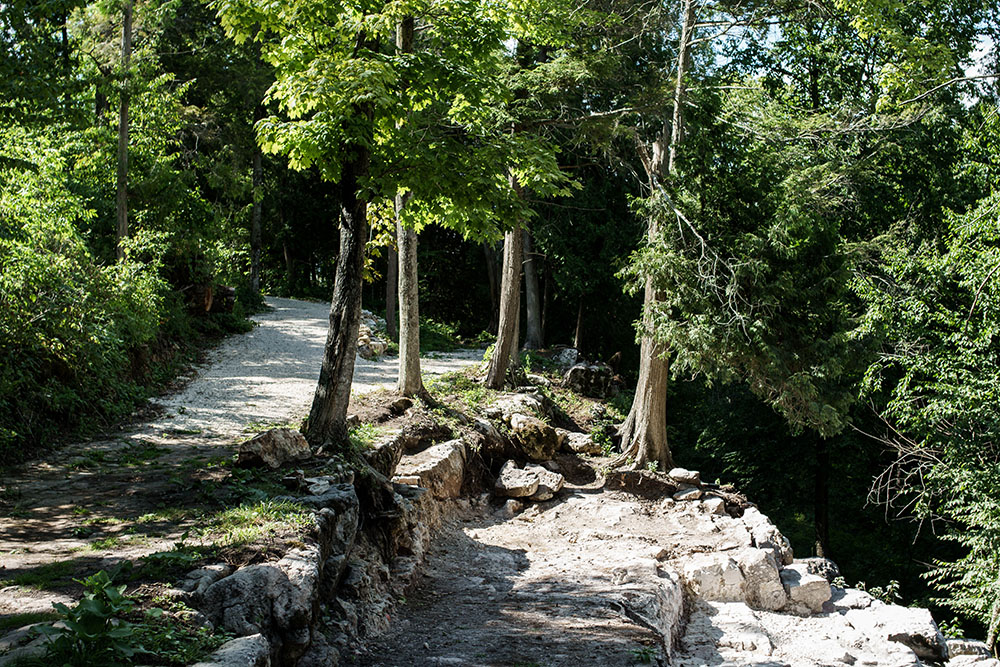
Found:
<box><xmin>0</xmin><ymin>560</ymin><xmax>76</xmax><ymax>589</ymax></box>
<box><xmin>348</xmin><ymin>422</ymin><xmax>382</xmax><ymax>451</ymax></box>
<box><xmin>426</xmin><ymin>368</ymin><xmax>498</xmax><ymax>412</ymax></box>
<box><xmin>206</xmin><ymin>499</ymin><xmax>313</xmax><ymax>547</ymax></box>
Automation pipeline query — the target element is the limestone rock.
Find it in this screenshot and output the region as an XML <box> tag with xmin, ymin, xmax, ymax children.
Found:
<box><xmin>669</xmin><ymin>468</ymin><xmax>702</xmax><ymax>486</ymax></box>
<box><xmin>563</xmin><ymin>362</ymin><xmax>614</xmax><ymax>397</ymax></box>
<box><xmin>801</xmin><ymin>556</ymin><xmax>841</xmax><ymax>583</ymax></box>
<box><xmin>192</xmin><ymin>633</ymin><xmax>271</xmax><ymax>667</ymax></box>
<box><xmin>735</xmin><ymin>548</ymin><xmax>787</xmax><ymax>611</ymax></box>
<box><xmin>484</xmin><ymin>393</ymin><xmax>550</xmax><ymax>423</ymax></box>
<box><xmin>237</xmin><ymin>428</ymin><xmax>311</xmax><ymax>469</ymax></box>
<box><xmin>682</xmin><ymin>552</ymin><xmax>746</xmax><ymax>602</ymax></box>
<box><xmin>556</xmin><ymin>429</ymin><xmax>603</xmax><ymax>455</ymax></box>
<box><xmin>742</xmin><ymin>507</ymin><xmax>794</xmax><ymax>565</ymax></box>
<box><xmin>393</xmin><ymin>439</ymin><xmax>467</xmax><ymax>499</ymax></box>
<box><xmin>702</xmin><ymin>496</ymin><xmax>726</xmax><ymax>514</ymax></box>
<box><xmin>363</xmin><ymin>432</ymin><xmax>404</xmax><ymax>478</ymax></box>
<box><xmin>780</xmin><ymin>562</ymin><xmax>831</xmax><ymax>614</ymax></box>
<box><xmin>497</xmin><ymin>498</ymin><xmax>524</xmax><ymax>518</ymax></box>
<box><xmin>524</xmin><ymin>463</ymin><xmax>565</xmax><ymax>501</ymax></box>
<box><xmin>553</xmin><ymin>347</ymin><xmax>579</xmax><ymax>367</ymax></box>
<box><xmin>509</xmin><ymin>413</ymin><xmax>558</xmax><ymax>461</ymax></box>
<box><xmin>673</xmin><ymin>486</ymin><xmax>703</xmax><ymax>501</ymax></box>
<box><xmin>175</xmin><ymin>563</ymin><xmax>234</xmax><ymax>604</ymax></box>
<box><xmin>494</xmin><ymin>460</ymin><xmax>539</xmax><ymax>498</ymax></box>
<box><xmin>948</xmin><ymin>638</ymin><xmax>992</xmax><ymax>659</ymax></box>
<box><xmin>844</xmin><ymin>602</ymin><xmax>949</xmax><ymax>661</ymax></box>
<box><xmin>525</xmin><ymin>373</ymin><xmax>551</xmax><ymax>387</ymax></box>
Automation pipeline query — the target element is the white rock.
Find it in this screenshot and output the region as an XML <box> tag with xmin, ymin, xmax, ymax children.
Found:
<box><xmin>734</xmin><ymin>548</ymin><xmax>787</xmax><ymax>611</ymax></box>
<box><xmin>496</xmin><ymin>499</ymin><xmax>524</xmax><ymax>518</ymax></box>
<box><xmin>702</xmin><ymin>496</ymin><xmax>726</xmax><ymax>514</ymax></box>
<box><xmin>742</xmin><ymin>507</ymin><xmax>794</xmax><ymax>565</ymax></box>
<box><xmin>780</xmin><ymin>562</ymin><xmax>831</xmax><ymax>614</ymax></box>
<box><xmin>494</xmin><ymin>461</ymin><xmax>539</xmax><ymax>498</ymax></box>
<box><xmin>844</xmin><ymin>603</ymin><xmax>949</xmax><ymax>661</ymax></box>
<box><xmin>394</xmin><ymin>439</ymin><xmax>467</xmax><ymax>499</ymax></box>
<box><xmin>192</xmin><ymin>633</ymin><xmax>271</xmax><ymax>667</ymax></box>
<box><xmin>237</xmin><ymin>428</ymin><xmax>311</xmax><ymax>469</ymax></box>
<box><xmin>948</xmin><ymin>638</ymin><xmax>992</xmax><ymax>658</ymax></box>
<box><xmin>524</xmin><ymin>464</ymin><xmax>565</xmax><ymax>501</ymax></box>
<box><xmin>682</xmin><ymin>552</ymin><xmax>745</xmax><ymax>602</ymax></box>
<box><xmin>674</xmin><ymin>486</ymin><xmax>703</xmax><ymax>501</ymax></box>
<box><xmin>669</xmin><ymin>467</ymin><xmax>702</xmax><ymax>486</ymax></box>
<box><xmin>557</xmin><ymin>429</ymin><xmax>602</xmax><ymax>455</ymax></box>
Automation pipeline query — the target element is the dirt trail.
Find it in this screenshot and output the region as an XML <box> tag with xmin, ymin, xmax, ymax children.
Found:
<box><xmin>0</xmin><ymin>297</ymin><xmax>481</xmax><ymax>616</ymax></box>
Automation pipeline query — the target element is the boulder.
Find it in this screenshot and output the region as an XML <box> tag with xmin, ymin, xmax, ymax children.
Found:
<box><xmin>702</xmin><ymin>496</ymin><xmax>726</xmax><ymax>514</ymax></box>
<box><xmin>497</xmin><ymin>498</ymin><xmax>525</xmax><ymax>518</ymax></box>
<box><xmin>524</xmin><ymin>464</ymin><xmax>565</xmax><ymax>501</ymax></box>
<box><xmin>509</xmin><ymin>413</ymin><xmax>558</xmax><ymax>461</ymax></box>
<box><xmin>563</xmin><ymin>363</ymin><xmax>614</xmax><ymax>397</ymax></box>
<box><xmin>674</xmin><ymin>486</ymin><xmax>703</xmax><ymax>501</ymax></box>
<box><xmin>780</xmin><ymin>562</ymin><xmax>832</xmax><ymax>614</ymax></box>
<box><xmin>525</xmin><ymin>373</ymin><xmax>551</xmax><ymax>387</ymax></box>
<box><xmin>734</xmin><ymin>548</ymin><xmax>787</xmax><ymax>611</ymax></box>
<box><xmin>682</xmin><ymin>553</ymin><xmax>746</xmax><ymax>602</ymax></box>
<box><xmin>553</xmin><ymin>347</ymin><xmax>579</xmax><ymax>367</ymax></box>
<box><xmin>669</xmin><ymin>467</ymin><xmax>702</xmax><ymax>486</ymax></box>
<box><xmin>190</xmin><ymin>634</ymin><xmax>272</xmax><ymax>667</ymax></box>
<box><xmin>356</xmin><ymin>324</ymin><xmax>389</xmax><ymax>360</ymax></box>
<box><xmin>494</xmin><ymin>460</ymin><xmax>540</xmax><ymax>498</ymax></box>
<box><xmin>947</xmin><ymin>639</ymin><xmax>991</xmax><ymax>659</ymax></box>
<box><xmin>556</xmin><ymin>429</ymin><xmax>603</xmax><ymax>455</ymax></box>
<box><xmin>844</xmin><ymin>603</ymin><xmax>949</xmax><ymax>662</ymax></box>
<box><xmin>800</xmin><ymin>556</ymin><xmax>841</xmax><ymax>583</ymax></box>
<box><xmin>237</xmin><ymin>428</ymin><xmax>311</xmax><ymax>469</ymax></box>
<box><xmin>484</xmin><ymin>393</ymin><xmax>550</xmax><ymax>423</ymax></box>
<box><xmin>742</xmin><ymin>507</ymin><xmax>794</xmax><ymax>565</ymax></box>
<box><xmin>393</xmin><ymin>439</ymin><xmax>467</xmax><ymax>499</ymax></box>
<box><xmin>174</xmin><ymin>563</ymin><xmax>234</xmax><ymax>604</ymax></box>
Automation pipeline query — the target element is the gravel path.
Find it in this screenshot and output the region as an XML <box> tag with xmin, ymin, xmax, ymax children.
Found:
<box><xmin>0</xmin><ymin>296</ymin><xmax>482</xmax><ymax>616</ymax></box>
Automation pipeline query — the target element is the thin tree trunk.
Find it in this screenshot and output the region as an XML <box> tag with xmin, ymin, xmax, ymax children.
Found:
<box><xmin>250</xmin><ymin>140</ymin><xmax>263</xmax><ymax>294</ymax></box>
<box><xmin>573</xmin><ymin>299</ymin><xmax>584</xmax><ymax>350</ymax></box>
<box><xmin>486</xmin><ymin>188</ymin><xmax>524</xmax><ymax>389</ymax></box>
<box><xmin>484</xmin><ymin>242</ymin><xmax>501</xmax><ymax>335</ymax></box>
<box><xmin>616</xmin><ymin>0</ymin><xmax>696</xmax><ymax>471</ymax></box>
<box><xmin>815</xmin><ymin>437</ymin><xmax>831</xmax><ymax>558</ymax></box>
<box><xmin>397</xmin><ymin>194</ymin><xmax>422</xmax><ymax>396</ymax></box>
<box><xmin>394</xmin><ymin>16</ymin><xmax>422</xmax><ymax>396</ymax></box>
<box><xmin>304</xmin><ymin>140</ymin><xmax>369</xmax><ymax>447</ymax></box>
<box><xmin>283</xmin><ymin>241</ymin><xmax>294</xmax><ymax>293</ymax></box>
<box><xmin>523</xmin><ymin>230</ymin><xmax>542</xmax><ymax>349</ymax></box>
<box><xmin>115</xmin><ymin>0</ymin><xmax>132</xmax><ymax>262</ymax></box>
<box><xmin>385</xmin><ymin>245</ymin><xmax>398</xmax><ymax>341</ymax></box>
<box><xmin>541</xmin><ymin>260</ymin><xmax>551</xmax><ymax>343</ymax></box>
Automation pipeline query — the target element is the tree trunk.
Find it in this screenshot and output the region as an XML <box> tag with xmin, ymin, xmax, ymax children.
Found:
<box><xmin>396</xmin><ymin>193</ymin><xmax>422</xmax><ymax>396</ymax></box>
<box><xmin>522</xmin><ymin>230</ymin><xmax>542</xmax><ymax>349</ymax></box>
<box><xmin>250</xmin><ymin>142</ymin><xmax>263</xmax><ymax>294</ymax></box>
<box><xmin>486</xmin><ymin>197</ymin><xmax>524</xmax><ymax>389</ymax></box>
<box><xmin>541</xmin><ymin>260</ymin><xmax>551</xmax><ymax>343</ymax></box>
<box><xmin>385</xmin><ymin>245</ymin><xmax>398</xmax><ymax>341</ymax></box>
<box><xmin>616</xmin><ymin>0</ymin><xmax>696</xmax><ymax>470</ymax></box>
<box><xmin>115</xmin><ymin>0</ymin><xmax>132</xmax><ymax>262</ymax></box>
<box><xmin>304</xmin><ymin>142</ymin><xmax>369</xmax><ymax>448</ymax></box>
<box><xmin>484</xmin><ymin>242</ymin><xmax>501</xmax><ymax>335</ymax></box>
<box><xmin>814</xmin><ymin>437</ymin><xmax>831</xmax><ymax>558</ymax></box>
<box><xmin>573</xmin><ymin>299</ymin><xmax>584</xmax><ymax>350</ymax></box>
<box><xmin>283</xmin><ymin>240</ymin><xmax>294</xmax><ymax>293</ymax></box>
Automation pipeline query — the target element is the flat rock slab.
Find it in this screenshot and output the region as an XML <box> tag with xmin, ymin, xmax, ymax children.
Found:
<box><xmin>394</xmin><ymin>440</ymin><xmax>467</xmax><ymax>499</ymax></box>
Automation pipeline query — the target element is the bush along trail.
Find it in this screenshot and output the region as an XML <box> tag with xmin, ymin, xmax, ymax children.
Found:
<box><xmin>0</xmin><ymin>301</ymin><xmax>994</xmax><ymax>666</ymax></box>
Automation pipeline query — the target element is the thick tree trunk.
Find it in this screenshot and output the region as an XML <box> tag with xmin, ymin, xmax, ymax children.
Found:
<box><xmin>486</xmin><ymin>212</ymin><xmax>523</xmax><ymax>389</ymax></box>
<box><xmin>814</xmin><ymin>437</ymin><xmax>831</xmax><ymax>558</ymax></box>
<box><xmin>541</xmin><ymin>260</ymin><xmax>551</xmax><ymax>343</ymax></box>
<box><xmin>396</xmin><ymin>193</ymin><xmax>423</xmax><ymax>396</ymax></box>
<box><xmin>115</xmin><ymin>0</ymin><xmax>132</xmax><ymax>262</ymax></box>
<box><xmin>385</xmin><ymin>246</ymin><xmax>398</xmax><ymax>341</ymax></box>
<box><xmin>304</xmin><ymin>144</ymin><xmax>368</xmax><ymax>448</ymax></box>
<box><xmin>522</xmin><ymin>230</ymin><xmax>542</xmax><ymax>349</ymax></box>
<box><xmin>484</xmin><ymin>242</ymin><xmax>501</xmax><ymax>335</ymax></box>
<box><xmin>250</xmin><ymin>145</ymin><xmax>263</xmax><ymax>293</ymax></box>
<box><xmin>616</xmin><ymin>0</ymin><xmax>696</xmax><ymax>470</ymax></box>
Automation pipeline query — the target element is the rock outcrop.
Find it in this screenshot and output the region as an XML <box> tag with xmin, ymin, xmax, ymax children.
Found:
<box><xmin>237</xmin><ymin>429</ymin><xmax>311</xmax><ymax>469</ymax></box>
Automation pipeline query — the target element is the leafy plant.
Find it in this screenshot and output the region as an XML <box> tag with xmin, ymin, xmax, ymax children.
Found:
<box><xmin>38</xmin><ymin>570</ymin><xmax>140</xmax><ymax>665</ymax></box>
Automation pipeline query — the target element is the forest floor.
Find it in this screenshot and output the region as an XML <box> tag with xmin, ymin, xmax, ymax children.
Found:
<box><xmin>0</xmin><ymin>297</ymin><xmax>482</xmax><ymax>620</ymax></box>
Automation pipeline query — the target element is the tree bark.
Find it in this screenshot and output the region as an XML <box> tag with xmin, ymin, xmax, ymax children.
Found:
<box><xmin>616</xmin><ymin>0</ymin><xmax>696</xmax><ymax>471</ymax></box>
<box><xmin>396</xmin><ymin>193</ymin><xmax>422</xmax><ymax>396</ymax></box>
<box><xmin>541</xmin><ymin>260</ymin><xmax>551</xmax><ymax>343</ymax></box>
<box><xmin>114</xmin><ymin>0</ymin><xmax>132</xmax><ymax>262</ymax></box>
<box><xmin>573</xmin><ymin>299</ymin><xmax>584</xmax><ymax>350</ymax></box>
<box><xmin>250</xmin><ymin>140</ymin><xmax>263</xmax><ymax>294</ymax></box>
<box><xmin>522</xmin><ymin>230</ymin><xmax>542</xmax><ymax>349</ymax></box>
<box><xmin>484</xmin><ymin>242</ymin><xmax>501</xmax><ymax>334</ymax></box>
<box><xmin>486</xmin><ymin>193</ymin><xmax>524</xmax><ymax>389</ymax></box>
<box><xmin>304</xmin><ymin>142</ymin><xmax>369</xmax><ymax>448</ymax></box>
<box><xmin>385</xmin><ymin>245</ymin><xmax>398</xmax><ymax>341</ymax></box>
<box><xmin>814</xmin><ymin>437</ymin><xmax>831</xmax><ymax>558</ymax></box>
